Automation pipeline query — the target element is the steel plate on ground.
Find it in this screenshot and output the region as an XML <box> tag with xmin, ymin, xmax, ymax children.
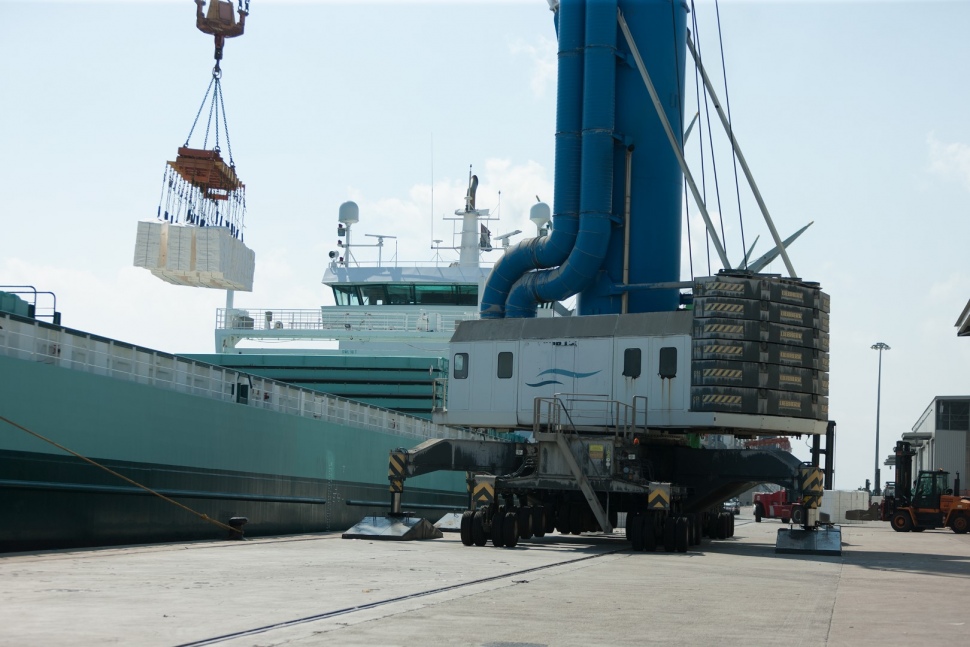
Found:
<box><xmin>775</xmin><ymin>525</ymin><xmax>842</xmax><ymax>556</ymax></box>
<box><xmin>342</xmin><ymin>516</ymin><xmax>443</xmax><ymax>541</ymax></box>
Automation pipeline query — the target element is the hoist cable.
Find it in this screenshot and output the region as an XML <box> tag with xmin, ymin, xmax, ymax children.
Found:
<box><xmin>184</xmin><ymin>75</ymin><xmax>216</xmax><ymax>147</ymax></box>
<box><xmin>690</xmin><ymin>0</ymin><xmax>710</xmax><ymax>276</ymax></box>
<box><xmin>694</xmin><ymin>5</ymin><xmax>727</xmax><ymax>260</ymax></box>
<box><xmin>668</xmin><ymin>1</ymin><xmax>692</xmax><ymax>281</ymax></box>
<box><xmin>715</xmin><ymin>0</ymin><xmax>747</xmax><ymax>268</ymax></box>
<box><xmin>217</xmin><ymin>79</ymin><xmax>235</xmax><ymax>166</ymax></box>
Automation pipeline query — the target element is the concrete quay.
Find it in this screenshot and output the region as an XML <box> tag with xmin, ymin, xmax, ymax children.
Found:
<box><xmin>1</xmin><ymin>513</ymin><xmax>968</xmax><ymax>646</ymax></box>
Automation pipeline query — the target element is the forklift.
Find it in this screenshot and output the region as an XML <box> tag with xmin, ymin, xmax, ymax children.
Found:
<box><xmin>882</xmin><ymin>440</ymin><xmax>970</xmax><ymax>534</ymax></box>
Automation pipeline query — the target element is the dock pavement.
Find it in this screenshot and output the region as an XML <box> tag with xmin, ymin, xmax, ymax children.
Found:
<box><xmin>1</xmin><ymin>510</ymin><xmax>968</xmax><ymax>646</ymax></box>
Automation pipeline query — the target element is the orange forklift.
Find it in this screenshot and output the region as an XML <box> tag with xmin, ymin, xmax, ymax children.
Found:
<box><xmin>882</xmin><ymin>440</ymin><xmax>970</xmax><ymax>534</ymax></box>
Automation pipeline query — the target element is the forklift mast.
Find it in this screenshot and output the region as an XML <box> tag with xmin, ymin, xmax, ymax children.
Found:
<box><xmin>893</xmin><ymin>440</ymin><xmax>917</xmax><ymax>504</ymax></box>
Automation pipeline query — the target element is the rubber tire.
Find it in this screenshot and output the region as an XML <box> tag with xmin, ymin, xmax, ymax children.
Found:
<box><xmin>544</xmin><ymin>506</ymin><xmax>557</xmax><ymax>535</ymax></box>
<box><xmin>891</xmin><ymin>512</ymin><xmax>913</xmax><ymax>532</ymax></box>
<box><xmin>569</xmin><ymin>505</ymin><xmax>584</xmax><ymax>536</ymax></box>
<box><xmin>952</xmin><ymin>514</ymin><xmax>969</xmax><ymax>534</ymax></box>
<box><xmin>460</xmin><ymin>510</ymin><xmax>474</xmax><ymax>546</ymax></box>
<box><xmin>629</xmin><ymin>513</ymin><xmax>644</xmax><ymax>551</ymax></box>
<box><xmin>675</xmin><ymin>517</ymin><xmax>689</xmax><ymax>553</ymax></box>
<box><xmin>715</xmin><ymin>513</ymin><xmax>729</xmax><ymax>540</ymax></box>
<box><xmin>728</xmin><ymin>511</ymin><xmax>735</xmax><ymax>538</ymax></box>
<box><xmin>533</xmin><ymin>506</ymin><xmax>547</xmax><ymax>538</ymax></box>
<box><xmin>663</xmin><ymin>518</ymin><xmax>676</xmax><ymax>552</ymax></box>
<box><xmin>643</xmin><ymin>514</ymin><xmax>657</xmax><ymax>552</ymax></box>
<box><xmin>557</xmin><ymin>503</ymin><xmax>571</xmax><ymax>534</ymax></box>
<box><xmin>472</xmin><ymin>511</ymin><xmax>488</xmax><ymax>546</ymax></box>
<box><xmin>491</xmin><ymin>509</ymin><xmax>506</xmax><ymax>547</ymax></box>
<box><xmin>518</xmin><ymin>506</ymin><xmax>533</xmax><ymax>540</ymax></box>
<box><xmin>692</xmin><ymin>514</ymin><xmax>702</xmax><ymax>546</ymax></box>
<box><xmin>754</xmin><ymin>503</ymin><xmax>763</xmax><ymax>523</ymax></box>
<box><xmin>503</xmin><ymin>511</ymin><xmax>519</xmax><ymax>548</ymax></box>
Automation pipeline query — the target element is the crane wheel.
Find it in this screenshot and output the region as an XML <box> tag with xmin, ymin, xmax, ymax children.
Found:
<box><xmin>891</xmin><ymin>512</ymin><xmax>913</xmax><ymax>532</ymax></box>
<box><xmin>503</xmin><ymin>511</ymin><xmax>520</xmax><ymax>548</ymax></box>
<box><xmin>460</xmin><ymin>510</ymin><xmax>475</xmax><ymax>546</ymax></box>
<box><xmin>675</xmin><ymin>517</ymin><xmax>689</xmax><ymax>553</ymax></box>
<box><xmin>472</xmin><ymin>511</ymin><xmax>488</xmax><ymax>546</ymax></box>
<box><xmin>532</xmin><ymin>506</ymin><xmax>547</xmax><ymax>538</ymax></box>
<box><xmin>491</xmin><ymin>508</ymin><xmax>506</xmax><ymax>547</ymax></box>
<box><xmin>754</xmin><ymin>504</ymin><xmax>763</xmax><ymax>523</ymax></box>
<box><xmin>517</xmin><ymin>506</ymin><xmax>533</xmax><ymax>540</ymax></box>
<box><xmin>951</xmin><ymin>514</ymin><xmax>969</xmax><ymax>534</ymax></box>
<box><xmin>663</xmin><ymin>517</ymin><xmax>677</xmax><ymax>552</ymax></box>
<box><xmin>643</xmin><ymin>514</ymin><xmax>657</xmax><ymax>552</ymax></box>
<box><xmin>629</xmin><ymin>513</ymin><xmax>644</xmax><ymax>551</ymax></box>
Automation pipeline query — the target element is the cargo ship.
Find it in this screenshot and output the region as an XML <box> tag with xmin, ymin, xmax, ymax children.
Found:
<box><xmin>0</xmin><ymin>179</ymin><xmax>536</xmax><ymax>553</ymax></box>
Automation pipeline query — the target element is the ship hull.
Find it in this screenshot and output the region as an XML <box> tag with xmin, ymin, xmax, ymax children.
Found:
<box><xmin>0</xmin><ymin>333</ymin><xmax>467</xmax><ymax>553</ymax></box>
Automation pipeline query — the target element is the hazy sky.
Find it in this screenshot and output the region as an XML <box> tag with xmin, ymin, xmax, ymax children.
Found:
<box><xmin>3</xmin><ymin>0</ymin><xmax>969</xmax><ymax>491</ymax></box>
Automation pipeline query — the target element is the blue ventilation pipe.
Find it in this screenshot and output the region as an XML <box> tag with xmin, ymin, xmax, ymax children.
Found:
<box><xmin>505</xmin><ymin>0</ymin><xmax>617</xmax><ymax>318</ymax></box>
<box><xmin>479</xmin><ymin>0</ymin><xmax>586</xmax><ymax>319</ymax></box>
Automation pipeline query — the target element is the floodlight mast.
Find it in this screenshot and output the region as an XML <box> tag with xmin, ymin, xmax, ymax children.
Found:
<box><xmin>871</xmin><ymin>342</ymin><xmax>891</xmax><ymax>495</ymax></box>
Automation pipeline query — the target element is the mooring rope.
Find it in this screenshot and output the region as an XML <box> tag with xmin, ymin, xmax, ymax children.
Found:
<box><xmin>0</xmin><ymin>414</ymin><xmax>238</xmax><ymax>535</ymax></box>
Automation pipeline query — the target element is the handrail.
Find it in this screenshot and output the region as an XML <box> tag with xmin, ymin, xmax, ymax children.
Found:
<box><xmin>0</xmin><ymin>312</ymin><xmax>470</xmax><ymax>443</ymax></box>
<box><xmin>0</xmin><ymin>285</ymin><xmax>58</xmax><ymax>321</ymax></box>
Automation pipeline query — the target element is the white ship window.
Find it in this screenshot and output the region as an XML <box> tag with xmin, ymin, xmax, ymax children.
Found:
<box><xmin>497</xmin><ymin>352</ymin><xmax>513</xmax><ymax>379</ymax></box>
<box><xmin>454</xmin><ymin>353</ymin><xmax>468</xmax><ymax>379</ymax></box>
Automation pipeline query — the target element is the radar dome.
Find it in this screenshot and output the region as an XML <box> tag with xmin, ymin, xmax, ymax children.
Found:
<box><xmin>339</xmin><ymin>201</ymin><xmax>360</xmax><ymax>225</ymax></box>
<box><xmin>530</xmin><ymin>202</ymin><xmax>551</xmax><ymax>230</ymax></box>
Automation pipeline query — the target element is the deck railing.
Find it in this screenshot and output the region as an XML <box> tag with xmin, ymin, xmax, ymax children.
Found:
<box><xmin>216</xmin><ymin>307</ymin><xmax>479</xmax><ymax>335</ymax></box>
<box><xmin>0</xmin><ymin>312</ymin><xmax>469</xmax><ymax>443</ymax></box>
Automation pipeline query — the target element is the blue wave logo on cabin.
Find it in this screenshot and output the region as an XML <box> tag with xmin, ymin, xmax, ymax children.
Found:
<box><xmin>525</xmin><ymin>368</ymin><xmax>601</xmax><ymax>388</ymax></box>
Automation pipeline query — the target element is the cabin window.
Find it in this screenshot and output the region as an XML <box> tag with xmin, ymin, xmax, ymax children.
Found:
<box><xmin>360</xmin><ymin>285</ymin><xmax>387</xmax><ymax>305</ymax></box>
<box><xmin>497</xmin><ymin>352</ymin><xmax>513</xmax><ymax>379</ymax></box>
<box><xmin>623</xmin><ymin>348</ymin><xmax>641</xmax><ymax>378</ymax></box>
<box><xmin>456</xmin><ymin>285</ymin><xmax>478</xmax><ymax>306</ymax></box>
<box><xmin>659</xmin><ymin>347</ymin><xmax>677</xmax><ymax>379</ymax></box>
<box><xmin>332</xmin><ymin>286</ymin><xmax>361</xmax><ymax>306</ymax></box>
<box><xmin>386</xmin><ymin>284</ymin><xmax>412</xmax><ymax>305</ymax></box>
<box><xmin>454</xmin><ymin>353</ymin><xmax>468</xmax><ymax>379</ymax></box>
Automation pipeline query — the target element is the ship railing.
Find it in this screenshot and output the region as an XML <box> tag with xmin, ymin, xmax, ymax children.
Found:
<box><xmin>216</xmin><ymin>307</ymin><xmax>479</xmax><ymax>334</ymax></box>
<box><xmin>0</xmin><ymin>312</ymin><xmax>468</xmax><ymax>443</ymax></box>
<box><xmin>532</xmin><ymin>394</ymin><xmax>643</xmax><ymax>440</ymax></box>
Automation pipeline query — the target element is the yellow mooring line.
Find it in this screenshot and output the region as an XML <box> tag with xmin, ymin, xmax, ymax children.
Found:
<box><xmin>0</xmin><ymin>414</ymin><xmax>238</xmax><ymax>536</ymax></box>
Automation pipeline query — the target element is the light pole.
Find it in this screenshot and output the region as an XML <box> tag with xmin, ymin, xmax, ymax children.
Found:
<box><xmin>871</xmin><ymin>342</ymin><xmax>891</xmax><ymax>495</ymax></box>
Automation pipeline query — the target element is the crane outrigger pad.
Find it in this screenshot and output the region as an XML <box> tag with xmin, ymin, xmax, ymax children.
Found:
<box><xmin>433</xmin><ymin>512</ymin><xmax>463</xmax><ymax>533</ymax></box>
<box><xmin>342</xmin><ymin>515</ymin><xmax>442</xmax><ymax>541</ymax></box>
<box><xmin>775</xmin><ymin>526</ymin><xmax>842</xmax><ymax>556</ymax></box>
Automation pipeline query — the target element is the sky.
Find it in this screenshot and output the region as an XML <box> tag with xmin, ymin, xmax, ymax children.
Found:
<box><xmin>2</xmin><ymin>0</ymin><xmax>970</xmax><ymax>491</ymax></box>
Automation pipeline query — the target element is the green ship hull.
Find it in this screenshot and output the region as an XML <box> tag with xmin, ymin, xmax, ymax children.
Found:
<box><xmin>0</xmin><ymin>313</ymin><xmax>468</xmax><ymax>552</ymax></box>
